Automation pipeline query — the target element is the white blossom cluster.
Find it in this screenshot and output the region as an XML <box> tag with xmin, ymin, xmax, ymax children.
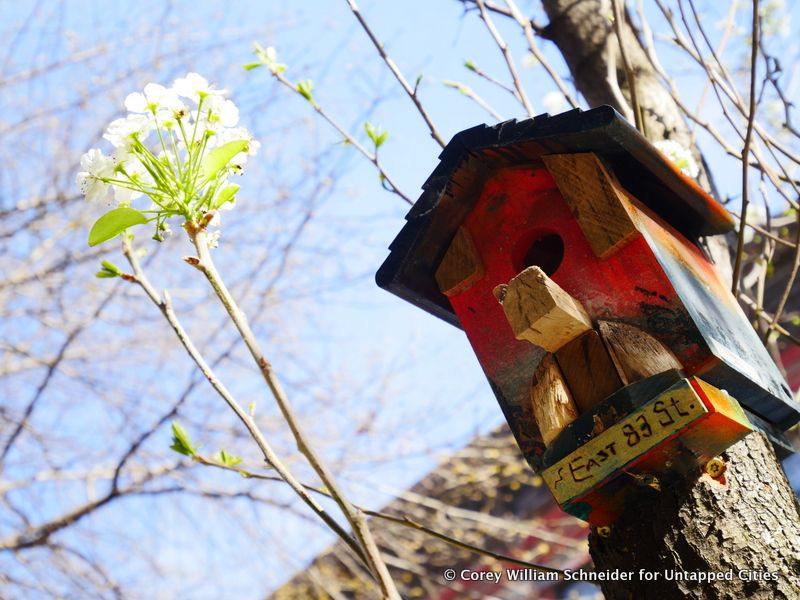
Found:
<box><xmin>653</xmin><ymin>139</ymin><xmax>699</xmax><ymax>179</ymax></box>
<box><xmin>77</xmin><ymin>73</ymin><xmax>259</xmax><ymax>246</ymax></box>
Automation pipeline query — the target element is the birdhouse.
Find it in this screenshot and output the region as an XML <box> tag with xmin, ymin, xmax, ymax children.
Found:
<box><xmin>377</xmin><ymin>106</ymin><xmax>800</xmax><ymax>525</ymax></box>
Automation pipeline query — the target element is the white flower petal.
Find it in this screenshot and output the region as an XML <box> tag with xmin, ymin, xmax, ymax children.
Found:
<box><xmin>113</xmin><ymin>184</ymin><xmax>134</xmax><ymax>204</ymax></box>
<box><xmin>124</xmin><ymin>92</ymin><xmax>148</xmax><ymax>113</ymax></box>
<box><xmin>654</xmin><ymin>140</ymin><xmax>699</xmax><ymax>178</ymax></box>
<box><xmin>542</xmin><ymin>91</ymin><xmax>567</xmax><ymax>114</ymax></box>
<box><xmin>207</xmin><ymin>230</ymin><xmax>221</xmax><ymax>248</ymax></box>
<box><xmin>103</xmin><ymin>114</ymin><xmax>153</xmax><ymax>146</ymax></box>
<box><xmin>143</xmin><ymin>83</ymin><xmax>167</xmax><ymax>102</ymax></box>
<box><xmin>218</xmin><ymin>100</ymin><xmax>239</xmax><ymax>127</ymax></box>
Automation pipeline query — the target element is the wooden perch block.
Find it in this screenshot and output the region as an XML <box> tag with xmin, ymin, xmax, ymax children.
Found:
<box><xmin>598</xmin><ymin>320</ymin><xmax>683</xmax><ymax>385</ymax></box>
<box><xmin>555</xmin><ymin>330</ymin><xmax>623</xmax><ymax>412</ymax></box>
<box><xmin>542</xmin><ymin>152</ymin><xmax>638</xmax><ymax>258</ymax></box>
<box><xmin>531</xmin><ymin>354</ymin><xmax>579</xmax><ymax>446</ymax></box>
<box><xmin>496</xmin><ymin>266</ymin><xmax>592</xmax><ymax>352</ymax></box>
<box><xmin>435</xmin><ymin>226</ymin><xmax>484</xmax><ymax>296</ymax></box>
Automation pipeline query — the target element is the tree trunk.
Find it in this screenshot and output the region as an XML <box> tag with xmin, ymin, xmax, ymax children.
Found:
<box><xmin>540</xmin><ymin>1</ymin><xmax>800</xmax><ymax>597</ymax></box>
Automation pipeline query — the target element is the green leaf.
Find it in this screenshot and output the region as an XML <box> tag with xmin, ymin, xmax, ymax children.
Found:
<box><xmin>364</xmin><ymin>122</ymin><xmax>377</xmax><ymax>143</ymax></box>
<box><xmin>213</xmin><ymin>184</ymin><xmax>240</xmax><ymax>210</ymax></box>
<box><xmin>364</xmin><ymin>122</ymin><xmax>388</xmax><ymax>148</ymax></box>
<box><xmin>296</xmin><ymin>79</ymin><xmax>314</xmax><ymax>102</ymax></box>
<box><xmin>88</xmin><ymin>207</ymin><xmax>149</xmax><ymax>247</ymax></box>
<box><xmin>464</xmin><ymin>59</ymin><xmax>476</xmax><ymax>72</ymax></box>
<box><xmin>169</xmin><ymin>421</ymin><xmax>197</xmax><ymax>457</ymax></box>
<box><xmin>200</xmin><ymin>140</ymin><xmax>249</xmax><ymax>181</ymax></box>
<box><xmin>214</xmin><ymin>449</ymin><xmax>243</xmax><ymax>467</ymax></box>
<box><xmin>95</xmin><ymin>270</ymin><xmax>118</xmax><ymax>278</ymax></box>
<box><xmin>252</xmin><ymin>43</ymin><xmax>287</xmax><ymax>74</ymax></box>
<box><xmin>101</xmin><ymin>260</ymin><xmax>122</xmax><ymax>275</ymax></box>
<box><xmin>243</xmin><ymin>62</ymin><xmax>263</xmax><ymax>71</ymax></box>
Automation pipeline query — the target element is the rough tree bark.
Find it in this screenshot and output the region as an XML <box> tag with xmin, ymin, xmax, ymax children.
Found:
<box><xmin>539</xmin><ymin>1</ymin><xmax>800</xmax><ymax>598</ymax></box>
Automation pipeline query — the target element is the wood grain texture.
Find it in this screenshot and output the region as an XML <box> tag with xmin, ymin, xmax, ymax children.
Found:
<box><xmin>530</xmin><ymin>354</ymin><xmax>579</xmax><ymax>446</ymax></box>
<box><xmin>434</xmin><ymin>226</ymin><xmax>484</xmax><ymax>296</ymax></box>
<box><xmin>541</xmin><ymin>3</ymin><xmax>800</xmax><ymax>597</ymax></box>
<box><xmin>555</xmin><ymin>330</ymin><xmax>623</xmax><ymax>412</ymax></box>
<box><xmin>542</xmin><ymin>152</ymin><xmax>638</xmax><ymax>258</ymax></box>
<box><xmin>598</xmin><ymin>320</ymin><xmax>682</xmax><ymax>385</ymax></box>
<box><xmin>496</xmin><ymin>265</ymin><xmax>592</xmax><ymax>352</ymax></box>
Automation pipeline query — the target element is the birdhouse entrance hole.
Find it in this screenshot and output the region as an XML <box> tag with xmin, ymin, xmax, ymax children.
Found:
<box><xmin>518</xmin><ymin>232</ymin><xmax>564</xmax><ymax>277</ymax></box>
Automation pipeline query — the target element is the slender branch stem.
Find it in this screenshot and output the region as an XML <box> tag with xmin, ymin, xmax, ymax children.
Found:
<box><xmin>346</xmin><ymin>0</ymin><xmax>446</xmax><ymax>148</ymax></box>
<box><xmin>197</xmin><ymin>455</ymin><xmax>563</xmax><ymax>574</ymax></box>
<box><xmin>443</xmin><ymin>80</ymin><xmax>504</xmax><ymax>121</ymax></box>
<box><xmin>504</xmin><ymin>0</ymin><xmax>579</xmax><ymax>109</ymax></box>
<box><xmin>185</xmin><ymin>226</ymin><xmax>399</xmax><ymax>599</ymax></box>
<box><xmin>731</xmin><ymin>0</ymin><xmax>760</xmax><ymax>294</ymax></box>
<box><xmin>270</xmin><ymin>70</ymin><xmax>412</xmax><ymax>205</ymax></box>
<box><xmin>119</xmin><ymin>237</ymin><xmax>371</xmax><ymax>572</ymax></box>
<box><xmin>467</xmin><ymin>61</ymin><xmax>517</xmax><ymax>96</ymax></box>
<box><xmin>768</xmin><ymin>213</ymin><xmax>800</xmax><ymax>330</ymax></box>
<box><xmin>611</xmin><ymin>0</ymin><xmax>644</xmax><ymax>133</ymax></box>
<box><xmin>739</xmin><ymin>292</ymin><xmax>800</xmax><ymax>346</ymax></box>
<box><xmin>475</xmin><ymin>0</ymin><xmax>535</xmax><ymax>117</ymax></box>
<box><xmin>727</xmin><ymin>211</ymin><xmax>797</xmax><ymax>249</ymax></box>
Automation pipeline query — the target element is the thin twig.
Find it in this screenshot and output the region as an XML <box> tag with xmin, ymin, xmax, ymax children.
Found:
<box><xmin>197</xmin><ymin>455</ymin><xmax>563</xmax><ymax>575</ymax></box>
<box><xmin>654</xmin><ymin>0</ymin><xmax>799</xmax><ymax>209</ymax></box>
<box><xmin>504</xmin><ymin>0</ymin><xmax>579</xmax><ymax>109</ymax></box>
<box><xmin>611</xmin><ymin>0</ymin><xmax>643</xmax><ymax>134</ymax></box>
<box><xmin>475</xmin><ymin>0</ymin><xmax>535</xmax><ymax>117</ymax></box>
<box><xmin>731</xmin><ymin>0</ymin><xmax>760</xmax><ymax>294</ymax></box>
<box><xmin>346</xmin><ymin>0</ymin><xmax>446</xmax><ymax>148</ymax></box>
<box><xmin>268</xmin><ymin>70</ymin><xmax>412</xmax><ymax>205</ymax></box>
<box><xmin>739</xmin><ymin>292</ymin><xmax>800</xmax><ymax>346</ymax></box>
<box><xmin>727</xmin><ymin>210</ymin><xmax>797</xmax><ymax>249</ymax></box>
<box><xmin>119</xmin><ymin>237</ymin><xmax>372</xmax><ymax>573</ymax></box>
<box><xmin>768</xmin><ymin>212</ymin><xmax>800</xmax><ymax>330</ymax></box>
<box><xmin>185</xmin><ymin>226</ymin><xmax>399</xmax><ymax>599</ymax></box>
<box><xmin>459</xmin><ymin>0</ymin><xmax>549</xmax><ymax>37</ymax></box>
<box><xmin>443</xmin><ymin>80</ymin><xmax>504</xmax><ymax>121</ymax></box>
<box><xmin>466</xmin><ymin>60</ymin><xmax>517</xmax><ymax>96</ymax></box>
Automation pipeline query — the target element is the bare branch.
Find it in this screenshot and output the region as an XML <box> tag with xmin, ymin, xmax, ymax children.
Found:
<box><xmin>474</xmin><ymin>0</ymin><xmax>535</xmax><ymax>117</ymax></box>
<box><xmin>345</xmin><ymin>0</ymin><xmax>446</xmax><ymax>147</ymax></box>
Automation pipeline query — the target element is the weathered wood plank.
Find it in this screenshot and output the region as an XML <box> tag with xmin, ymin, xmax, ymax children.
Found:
<box><xmin>494</xmin><ymin>265</ymin><xmax>592</xmax><ymax>352</ymax></box>
<box><xmin>434</xmin><ymin>226</ymin><xmax>484</xmax><ymax>296</ymax></box>
<box><xmin>555</xmin><ymin>330</ymin><xmax>623</xmax><ymax>412</ymax></box>
<box><xmin>598</xmin><ymin>320</ymin><xmax>683</xmax><ymax>385</ymax></box>
<box><xmin>530</xmin><ymin>354</ymin><xmax>580</xmax><ymax>446</ymax></box>
<box><xmin>542</xmin><ymin>152</ymin><xmax>638</xmax><ymax>258</ymax></box>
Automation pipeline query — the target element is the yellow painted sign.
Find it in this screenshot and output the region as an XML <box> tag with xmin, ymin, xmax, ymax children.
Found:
<box><xmin>542</xmin><ymin>380</ymin><xmax>707</xmax><ymax>504</ymax></box>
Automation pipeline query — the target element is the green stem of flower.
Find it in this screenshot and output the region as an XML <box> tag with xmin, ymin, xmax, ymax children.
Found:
<box><xmin>153</xmin><ymin>113</ymin><xmax>179</xmax><ymax>181</ymax></box>
<box><xmin>189</xmin><ymin>97</ymin><xmax>205</xmax><ymax>149</ymax></box>
<box><xmin>168</xmin><ymin>128</ymin><xmax>184</xmax><ymax>180</ymax></box>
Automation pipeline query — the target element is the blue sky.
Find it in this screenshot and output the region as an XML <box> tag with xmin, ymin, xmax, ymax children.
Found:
<box><xmin>2</xmin><ymin>0</ymin><xmax>799</xmax><ymax>597</ymax></box>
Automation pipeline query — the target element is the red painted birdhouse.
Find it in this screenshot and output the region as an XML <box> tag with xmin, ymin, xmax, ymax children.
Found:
<box><xmin>377</xmin><ymin>107</ymin><xmax>799</xmax><ymax>524</ymax></box>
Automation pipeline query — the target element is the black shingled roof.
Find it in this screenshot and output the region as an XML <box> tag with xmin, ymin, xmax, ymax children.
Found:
<box><xmin>376</xmin><ymin>105</ymin><xmax>734</xmax><ymax>327</ymax></box>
